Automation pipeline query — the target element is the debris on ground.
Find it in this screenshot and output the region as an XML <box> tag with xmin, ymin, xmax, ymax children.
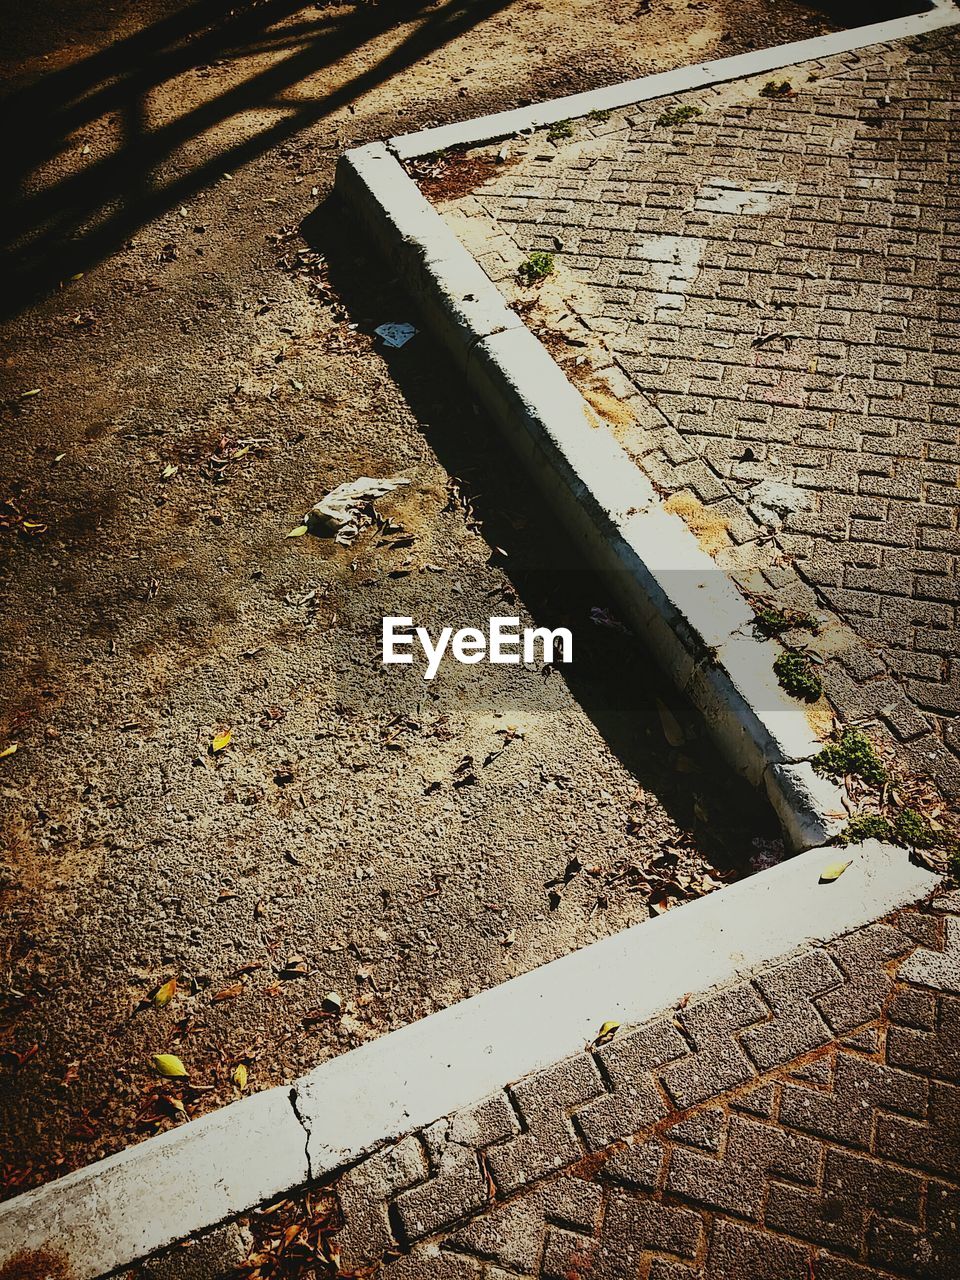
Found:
<box><xmin>374</xmin><ymin>322</ymin><xmax>418</xmax><ymax>348</ymax></box>
<box><xmin>238</xmin><ymin>1188</ymin><xmax>340</xmax><ymax>1280</ymax></box>
<box><xmin>748</xmin><ymin>839</ymin><xmax>785</xmax><ymax>874</ymax></box>
<box><xmin>760</xmin><ymin>78</ymin><xmax>797</xmax><ymax>99</ymax></box>
<box><xmin>305</xmin><ymin>476</ymin><xmax>410</xmax><ymax>545</ymax></box>
<box><xmin>590</xmin><ymin>605</ymin><xmax>630</xmax><ymax>633</ymax></box>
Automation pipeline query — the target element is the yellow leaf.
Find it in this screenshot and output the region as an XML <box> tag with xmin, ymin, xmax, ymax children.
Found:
<box><xmin>286</xmin><ymin>525</ymin><xmax>309</xmax><ymax>538</ymax></box>
<box><xmin>161</xmin><ymin>464</ymin><xmax>178</xmax><ymax>480</ymax></box>
<box><xmin>152</xmin><ymin>1053</ymin><xmax>188</xmax><ymax>1078</ymax></box>
<box><xmin>232</xmin><ymin>1063</ymin><xmax>248</xmax><ymax>1090</ymax></box>
<box><xmin>20</xmin><ymin>388</ymin><xmax>41</xmax><ymax>399</ymax></box>
<box><xmin>211</xmin><ymin>730</ymin><xmax>232</xmax><ymax>753</ymax></box>
<box><xmin>594</xmin><ymin>1020</ymin><xmax>620</xmax><ymax>1047</ymax></box>
<box><xmin>0</xmin><ymin>743</ymin><xmax>18</xmax><ymax>761</ymax></box>
<box><xmin>153</xmin><ymin>977</ymin><xmax>177</xmax><ymax>1008</ymax></box>
<box><xmin>819</xmin><ymin>860</ymin><xmax>852</xmax><ymax>884</ymax></box>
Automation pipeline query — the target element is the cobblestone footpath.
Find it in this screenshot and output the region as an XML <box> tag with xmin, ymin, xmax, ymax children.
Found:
<box><xmin>432</xmin><ymin>29</ymin><xmax>960</xmax><ymax>799</ymax></box>
<box><xmin>330</xmin><ymin>887</ymin><xmax>960</xmax><ymax>1278</ymax></box>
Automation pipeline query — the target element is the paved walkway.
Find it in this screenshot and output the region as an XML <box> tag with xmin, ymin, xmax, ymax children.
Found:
<box><xmin>434</xmin><ymin>28</ymin><xmax>960</xmax><ymax>800</ymax></box>
<box><xmin>331</xmin><ymin>888</ymin><xmax>960</xmax><ymax>1279</ymax></box>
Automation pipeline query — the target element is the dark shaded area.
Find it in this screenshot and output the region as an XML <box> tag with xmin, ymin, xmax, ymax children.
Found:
<box><xmin>307</xmin><ymin>195</ymin><xmax>780</xmax><ymax>861</ymax></box>
<box><xmin>806</xmin><ymin>0</ymin><xmax>931</xmax><ymax>18</ymax></box>
<box><xmin>0</xmin><ymin>0</ymin><xmax>513</xmax><ymax>318</ymax></box>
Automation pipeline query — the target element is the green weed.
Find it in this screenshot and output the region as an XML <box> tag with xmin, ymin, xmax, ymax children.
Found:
<box><xmin>517</xmin><ymin>251</ymin><xmax>555</xmax><ymax>285</ymax></box>
<box><xmin>774</xmin><ymin>652</ymin><xmax>822</xmax><ymax>702</ymax></box>
<box><xmin>547</xmin><ymin>119</ymin><xmax>574</xmax><ymax>142</ymax></box>
<box><xmin>655</xmin><ymin>105</ymin><xmax>702</xmax><ymax>128</ymax></box>
<box><xmin>813</xmin><ymin>729</ymin><xmax>887</xmax><ymax>788</ymax></box>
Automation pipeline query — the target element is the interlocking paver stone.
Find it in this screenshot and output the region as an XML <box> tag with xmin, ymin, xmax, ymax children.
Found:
<box><xmin>666</xmin><ymin>1113</ymin><xmax>820</xmax><ymax>1218</ymax></box>
<box><xmin>779</xmin><ymin>1053</ymin><xmax>927</xmax><ymax>1149</ymax></box>
<box><xmin>433</xmin><ymin>28</ymin><xmax>960</xmax><ymax>798</ymax></box>
<box><xmin>744</xmin><ymin>950</ymin><xmax>842</xmax><ymax>1068</ymax></box>
<box><xmin>897</xmin><ymin>914</ymin><xmax>960</xmax><ymax>993</ymax></box>
<box><xmin>330</xmin><ymin>893</ymin><xmax>960</xmax><ymax>1279</ymax></box>
<box><xmin>485</xmin><ymin>1055</ymin><xmax>604</xmax><ymax>1194</ymax></box>
<box><xmin>819</xmin><ymin>922</ymin><xmax>913</xmax><ymax>1033</ymax></box>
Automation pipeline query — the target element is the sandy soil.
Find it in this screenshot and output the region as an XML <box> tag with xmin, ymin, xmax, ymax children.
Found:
<box><xmin>0</xmin><ymin>0</ymin><xmax>850</xmax><ymax>1193</ymax></box>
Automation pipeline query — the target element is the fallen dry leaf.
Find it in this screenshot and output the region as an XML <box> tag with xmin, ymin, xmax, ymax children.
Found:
<box><xmin>819</xmin><ymin>860</ymin><xmax>852</xmax><ymax>884</ymax></box>
<box><xmin>656</xmin><ymin>700</ymin><xmax>685</xmax><ymax>748</ymax></box>
<box><xmin>211</xmin><ymin>729</ymin><xmax>232</xmax><ymax>753</ymax></box>
<box><xmin>232</xmin><ymin>1063</ymin><xmax>248</xmax><ymax>1090</ymax></box>
<box><xmin>212</xmin><ymin>983</ymin><xmax>244</xmax><ymax>1003</ymax></box>
<box><xmin>594</xmin><ymin>1020</ymin><xmax>620</xmax><ymax>1047</ymax></box>
<box><xmin>280</xmin><ymin>953</ymin><xmax>309</xmax><ymax>979</ymax></box>
<box><xmin>151</xmin><ymin>1053</ymin><xmax>188</xmax><ymax>1078</ymax></box>
<box><xmin>153</xmin><ymin>977</ymin><xmax>177</xmax><ymax>1008</ymax></box>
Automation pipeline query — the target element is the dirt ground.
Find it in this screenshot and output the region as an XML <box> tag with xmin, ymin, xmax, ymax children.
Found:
<box><xmin>0</xmin><ymin>0</ymin><xmax>858</xmax><ymax>1194</ymax></box>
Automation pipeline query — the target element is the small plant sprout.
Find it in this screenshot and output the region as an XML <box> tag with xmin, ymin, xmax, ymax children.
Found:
<box><xmin>752</xmin><ymin>602</ymin><xmax>819</xmax><ymax>638</ymax></box>
<box><xmin>773</xmin><ymin>651</ymin><xmax>822</xmax><ymax>703</ymax></box>
<box><xmin>517</xmin><ymin>251</ymin><xmax>555</xmax><ymax>285</ymax></box>
<box><xmin>655</xmin><ymin>104</ymin><xmax>702</xmax><ymax>128</ymax></box>
<box><xmin>547</xmin><ymin>119</ymin><xmax>574</xmax><ymax>142</ymax></box>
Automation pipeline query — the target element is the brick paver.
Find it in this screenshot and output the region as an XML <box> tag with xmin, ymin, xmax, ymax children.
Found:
<box><xmin>429</xmin><ymin>29</ymin><xmax>960</xmax><ymax>798</ymax></box>
<box><xmin>330</xmin><ymin>888</ymin><xmax>960</xmax><ymax>1278</ymax></box>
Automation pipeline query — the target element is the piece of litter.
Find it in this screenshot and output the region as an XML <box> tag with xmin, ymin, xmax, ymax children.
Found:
<box><xmin>590</xmin><ymin>606</ymin><xmax>630</xmax><ymax>634</ymax></box>
<box><xmin>374</xmin><ymin>322</ymin><xmax>418</xmax><ymax>348</ymax></box>
<box><xmin>308</xmin><ymin>475</ymin><xmax>410</xmax><ymax>546</ymax></box>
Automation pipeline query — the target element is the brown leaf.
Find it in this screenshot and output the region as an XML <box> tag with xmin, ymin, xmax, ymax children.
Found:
<box><xmin>212</xmin><ymin>983</ymin><xmax>244</xmax><ymax>1002</ymax></box>
<box><xmin>656</xmin><ymin>700</ymin><xmax>685</xmax><ymax>747</ymax></box>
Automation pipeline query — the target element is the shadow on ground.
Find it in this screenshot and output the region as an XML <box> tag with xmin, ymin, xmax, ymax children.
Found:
<box><xmin>1</xmin><ymin>0</ymin><xmax>513</xmax><ymax>317</ymax></box>
<box><xmin>308</xmin><ymin>196</ymin><xmax>781</xmax><ymax>865</ymax></box>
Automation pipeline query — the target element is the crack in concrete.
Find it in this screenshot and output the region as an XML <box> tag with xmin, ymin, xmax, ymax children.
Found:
<box><xmin>289</xmin><ymin>1086</ymin><xmax>313</xmax><ymax>1181</ymax></box>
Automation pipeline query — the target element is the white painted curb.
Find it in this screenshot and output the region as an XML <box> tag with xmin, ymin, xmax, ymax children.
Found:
<box><xmin>0</xmin><ymin>844</ymin><xmax>937</xmax><ymax>1278</ymax></box>
<box><xmin>391</xmin><ymin>3</ymin><xmax>960</xmax><ymax>157</ymax></box>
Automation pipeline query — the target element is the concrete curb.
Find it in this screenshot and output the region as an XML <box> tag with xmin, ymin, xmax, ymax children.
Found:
<box><xmin>0</xmin><ymin>843</ymin><xmax>937</xmax><ymax>1278</ymax></box>
<box><xmin>336</xmin><ymin>141</ymin><xmax>846</xmax><ymax>849</ymax></box>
